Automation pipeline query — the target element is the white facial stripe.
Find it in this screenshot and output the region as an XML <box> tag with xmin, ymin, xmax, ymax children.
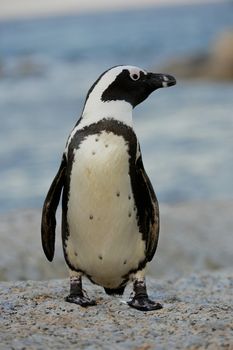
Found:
<box><xmin>65</xmin><ymin>65</ymin><xmax>147</xmax><ymax>154</ymax></box>
<box><xmin>163</xmin><ymin>75</ymin><xmax>169</xmax><ymax>82</ymax></box>
<box><xmin>129</xmin><ymin>67</ymin><xmax>146</xmax><ymax>80</ymax></box>
<box><xmin>77</xmin><ymin>66</ymin><xmax>147</xmax><ymax>129</ymax></box>
<box><xmin>85</xmin><ymin>65</ymin><xmax>147</xmax><ymax>108</ymax></box>
<box><xmin>162</xmin><ymin>81</ymin><xmax>168</xmax><ymax>88</ymax></box>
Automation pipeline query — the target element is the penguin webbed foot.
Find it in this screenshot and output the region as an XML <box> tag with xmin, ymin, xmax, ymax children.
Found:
<box><xmin>65</xmin><ymin>293</ymin><xmax>96</xmax><ymax>307</ymax></box>
<box><xmin>127</xmin><ymin>278</ymin><xmax>162</xmax><ymax>312</ymax></box>
<box><xmin>65</xmin><ymin>273</ymin><xmax>96</xmax><ymax>307</ymax></box>
<box><xmin>127</xmin><ymin>295</ymin><xmax>162</xmax><ymax>311</ymax></box>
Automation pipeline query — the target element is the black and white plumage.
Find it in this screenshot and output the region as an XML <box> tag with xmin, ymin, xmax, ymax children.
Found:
<box><xmin>41</xmin><ymin>65</ymin><xmax>176</xmax><ymax>311</ymax></box>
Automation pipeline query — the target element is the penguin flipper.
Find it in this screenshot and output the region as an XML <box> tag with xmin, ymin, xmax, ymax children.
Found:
<box><xmin>135</xmin><ymin>154</ymin><xmax>160</xmax><ymax>263</ymax></box>
<box><xmin>41</xmin><ymin>155</ymin><xmax>66</xmax><ymax>261</ymax></box>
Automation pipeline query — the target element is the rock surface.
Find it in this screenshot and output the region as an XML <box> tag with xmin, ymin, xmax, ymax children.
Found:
<box><xmin>158</xmin><ymin>30</ymin><xmax>233</xmax><ymax>81</ymax></box>
<box><xmin>1</xmin><ymin>201</ymin><xmax>232</xmax><ymax>348</ymax></box>
<box><xmin>1</xmin><ymin>270</ymin><xmax>232</xmax><ymax>349</ymax></box>
<box><xmin>0</xmin><ymin>200</ymin><xmax>233</xmax><ymax>281</ymax></box>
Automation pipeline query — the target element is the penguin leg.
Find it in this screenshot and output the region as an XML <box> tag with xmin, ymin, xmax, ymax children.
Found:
<box><xmin>65</xmin><ymin>270</ymin><xmax>96</xmax><ymax>307</ymax></box>
<box><xmin>127</xmin><ymin>269</ymin><xmax>162</xmax><ymax>311</ymax></box>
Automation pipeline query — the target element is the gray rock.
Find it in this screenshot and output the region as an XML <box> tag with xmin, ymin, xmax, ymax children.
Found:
<box><xmin>158</xmin><ymin>30</ymin><xmax>233</xmax><ymax>81</ymax></box>
<box><xmin>1</xmin><ymin>270</ymin><xmax>232</xmax><ymax>349</ymax></box>
<box><xmin>1</xmin><ymin>200</ymin><xmax>233</xmax><ymax>281</ymax></box>
<box><xmin>149</xmin><ymin>200</ymin><xmax>233</xmax><ymax>279</ymax></box>
<box><xmin>0</xmin><ymin>208</ymin><xmax>66</xmax><ymax>281</ymax></box>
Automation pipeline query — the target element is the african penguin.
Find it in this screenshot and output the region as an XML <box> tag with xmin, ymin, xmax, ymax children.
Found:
<box><xmin>41</xmin><ymin>65</ymin><xmax>176</xmax><ymax>311</ymax></box>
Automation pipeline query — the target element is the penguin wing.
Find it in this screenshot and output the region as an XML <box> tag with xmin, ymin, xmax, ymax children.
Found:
<box><xmin>41</xmin><ymin>155</ymin><xmax>66</xmax><ymax>261</ymax></box>
<box><xmin>135</xmin><ymin>154</ymin><xmax>160</xmax><ymax>262</ymax></box>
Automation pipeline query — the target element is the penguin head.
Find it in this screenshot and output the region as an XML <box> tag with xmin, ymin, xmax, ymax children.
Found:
<box><xmin>101</xmin><ymin>65</ymin><xmax>176</xmax><ymax>108</ymax></box>
<box><xmin>80</xmin><ymin>65</ymin><xmax>176</xmax><ymax>127</ymax></box>
<box><xmin>85</xmin><ymin>65</ymin><xmax>176</xmax><ymax>109</ymax></box>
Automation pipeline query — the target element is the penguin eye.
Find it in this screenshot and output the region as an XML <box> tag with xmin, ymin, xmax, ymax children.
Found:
<box><xmin>130</xmin><ymin>73</ymin><xmax>140</xmax><ymax>81</ymax></box>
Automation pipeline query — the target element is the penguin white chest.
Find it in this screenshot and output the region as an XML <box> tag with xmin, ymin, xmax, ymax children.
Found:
<box><xmin>66</xmin><ymin>131</ymin><xmax>145</xmax><ymax>288</ymax></box>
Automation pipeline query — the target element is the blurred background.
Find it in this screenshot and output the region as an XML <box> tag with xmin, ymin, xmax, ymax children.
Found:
<box><xmin>0</xmin><ymin>0</ymin><xmax>232</xmax><ymax>281</ymax></box>
<box><xmin>1</xmin><ymin>0</ymin><xmax>233</xmax><ymax>211</ymax></box>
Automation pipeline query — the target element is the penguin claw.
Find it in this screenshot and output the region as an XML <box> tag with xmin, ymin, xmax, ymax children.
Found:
<box><xmin>127</xmin><ymin>297</ymin><xmax>163</xmax><ymax>311</ymax></box>
<box><xmin>65</xmin><ymin>294</ymin><xmax>97</xmax><ymax>307</ymax></box>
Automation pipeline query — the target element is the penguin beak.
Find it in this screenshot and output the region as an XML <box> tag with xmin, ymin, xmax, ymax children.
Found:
<box><xmin>147</xmin><ymin>73</ymin><xmax>176</xmax><ymax>90</ymax></box>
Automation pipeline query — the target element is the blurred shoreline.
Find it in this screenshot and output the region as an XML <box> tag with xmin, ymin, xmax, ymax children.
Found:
<box><xmin>0</xmin><ymin>0</ymin><xmax>223</xmax><ymax>22</ymax></box>
<box><xmin>1</xmin><ymin>2</ymin><xmax>233</xmax><ymax>212</ymax></box>
<box><xmin>158</xmin><ymin>29</ymin><xmax>233</xmax><ymax>81</ymax></box>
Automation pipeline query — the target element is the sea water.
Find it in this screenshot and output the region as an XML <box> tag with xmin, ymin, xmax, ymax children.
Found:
<box><xmin>0</xmin><ymin>2</ymin><xmax>233</xmax><ymax>211</ymax></box>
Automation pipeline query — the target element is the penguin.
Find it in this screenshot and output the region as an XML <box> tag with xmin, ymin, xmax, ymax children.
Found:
<box><xmin>41</xmin><ymin>65</ymin><xmax>176</xmax><ymax>311</ymax></box>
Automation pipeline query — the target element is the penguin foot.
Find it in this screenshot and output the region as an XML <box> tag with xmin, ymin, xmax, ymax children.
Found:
<box><xmin>66</xmin><ymin>273</ymin><xmax>96</xmax><ymax>307</ymax></box>
<box><xmin>127</xmin><ymin>296</ymin><xmax>162</xmax><ymax>311</ymax></box>
<box><xmin>65</xmin><ymin>294</ymin><xmax>96</xmax><ymax>307</ymax></box>
<box><xmin>128</xmin><ymin>273</ymin><xmax>163</xmax><ymax>311</ymax></box>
